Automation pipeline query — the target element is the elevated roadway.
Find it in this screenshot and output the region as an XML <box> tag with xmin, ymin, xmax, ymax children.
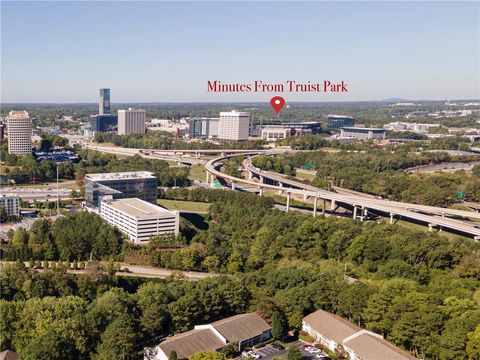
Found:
<box><xmin>205</xmin><ymin>152</ymin><xmax>480</xmax><ymax>240</ymax></box>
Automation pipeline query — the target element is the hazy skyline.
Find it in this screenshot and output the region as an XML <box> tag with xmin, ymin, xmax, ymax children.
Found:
<box><xmin>1</xmin><ymin>1</ymin><xmax>479</xmax><ymax>103</ymax></box>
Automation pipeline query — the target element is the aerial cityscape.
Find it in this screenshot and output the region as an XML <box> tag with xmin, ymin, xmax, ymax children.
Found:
<box><xmin>1</xmin><ymin>1</ymin><xmax>479</xmax><ymax>360</ymax></box>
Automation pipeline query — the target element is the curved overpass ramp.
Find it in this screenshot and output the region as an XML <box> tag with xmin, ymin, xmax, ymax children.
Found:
<box><xmin>205</xmin><ymin>152</ymin><xmax>480</xmax><ymax>240</ymax></box>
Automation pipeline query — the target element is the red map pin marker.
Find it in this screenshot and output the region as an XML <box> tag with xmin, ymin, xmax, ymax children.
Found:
<box><xmin>270</xmin><ymin>96</ymin><xmax>285</xmax><ymax>117</ymax></box>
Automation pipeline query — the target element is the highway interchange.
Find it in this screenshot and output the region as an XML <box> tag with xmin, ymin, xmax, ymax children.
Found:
<box><xmin>5</xmin><ymin>142</ymin><xmax>480</xmax><ymax>240</ymax></box>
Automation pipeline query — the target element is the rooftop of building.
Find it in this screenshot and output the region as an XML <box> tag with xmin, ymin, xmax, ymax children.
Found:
<box><xmin>343</xmin><ymin>331</ymin><xmax>417</xmax><ymax>360</ymax></box>
<box><xmin>327</xmin><ymin>114</ymin><xmax>354</xmax><ymax>119</ymax></box>
<box><xmin>101</xmin><ymin>197</ymin><xmax>176</xmax><ymax>218</ymax></box>
<box><xmin>158</xmin><ymin>328</ymin><xmax>225</xmax><ymax>359</ymax></box>
<box><xmin>220</xmin><ymin>110</ymin><xmax>250</xmax><ymax>117</ymax></box>
<box><xmin>342</xmin><ymin>127</ymin><xmax>386</xmax><ymax>132</ymax></box>
<box><xmin>261</xmin><ymin>121</ymin><xmax>321</xmax><ymax>128</ymax></box>
<box><xmin>211</xmin><ymin>312</ymin><xmax>271</xmax><ymax>343</ymax></box>
<box><xmin>303</xmin><ymin>309</ymin><xmax>361</xmax><ymax>344</ymax></box>
<box><xmin>7</xmin><ymin>111</ymin><xmax>29</xmax><ymax>119</ymax></box>
<box><xmin>85</xmin><ymin>171</ymin><xmax>156</xmax><ymax>182</ymax></box>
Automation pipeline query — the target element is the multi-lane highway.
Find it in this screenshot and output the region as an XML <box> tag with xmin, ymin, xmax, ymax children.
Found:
<box><xmin>1</xmin><ymin>187</ymin><xmax>71</xmax><ymax>200</ymax></box>
<box><xmin>205</xmin><ymin>152</ymin><xmax>480</xmax><ymax>240</ymax></box>
<box><xmin>79</xmin><ymin>143</ymin><xmax>480</xmax><ymax>239</ymax></box>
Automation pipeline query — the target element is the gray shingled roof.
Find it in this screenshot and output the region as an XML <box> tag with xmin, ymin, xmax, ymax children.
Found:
<box><xmin>211</xmin><ymin>312</ymin><xmax>271</xmax><ymax>343</ymax></box>
<box><xmin>159</xmin><ymin>328</ymin><xmax>225</xmax><ymax>359</ymax></box>
<box><xmin>344</xmin><ymin>332</ymin><xmax>418</xmax><ymax>360</ymax></box>
<box><xmin>303</xmin><ymin>309</ymin><xmax>361</xmax><ymax>344</ymax></box>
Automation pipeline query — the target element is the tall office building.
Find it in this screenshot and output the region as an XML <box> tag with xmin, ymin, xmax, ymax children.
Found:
<box><xmin>187</xmin><ymin>117</ymin><xmax>219</xmax><ymax>139</ymax></box>
<box><xmin>6</xmin><ymin>111</ymin><xmax>32</xmax><ymax>155</ymax></box>
<box><xmin>118</xmin><ymin>108</ymin><xmax>146</xmax><ymax>135</ymax></box>
<box><xmin>99</xmin><ymin>88</ymin><xmax>111</xmax><ymax>115</ymax></box>
<box><xmin>218</xmin><ymin>110</ymin><xmax>250</xmax><ymax>141</ymax></box>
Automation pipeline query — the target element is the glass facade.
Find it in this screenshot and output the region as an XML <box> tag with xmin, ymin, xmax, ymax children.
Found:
<box><xmin>90</xmin><ymin>114</ymin><xmax>117</xmax><ymax>132</ymax></box>
<box><xmin>85</xmin><ymin>175</ymin><xmax>158</xmax><ymax>209</ymax></box>
<box><xmin>327</xmin><ymin>116</ymin><xmax>355</xmax><ymax>130</ymax></box>
<box><xmin>99</xmin><ymin>88</ymin><xmax>111</xmax><ymax>115</ymax></box>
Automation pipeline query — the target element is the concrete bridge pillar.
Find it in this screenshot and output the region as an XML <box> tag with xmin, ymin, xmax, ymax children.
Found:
<box><xmin>248</xmin><ymin>171</ymin><xmax>253</xmax><ymax>180</ymax></box>
<box><xmin>286</xmin><ymin>192</ymin><xmax>291</xmax><ymax>212</ymax></box>
<box><xmin>206</xmin><ymin>172</ymin><xmax>210</xmax><ymax>183</ymax></box>
<box><xmin>259</xmin><ymin>175</ymin><xmax>264</xmax><ymax>184</ymax></box>
<box><xmin>231</xmin><ymin>182</ymin><xmax>236</xmax><ymax>191</ymax></box>
<box><xmin>259</xmin><ymin>187</ymin><xmax>264</xmax><ymax>196</ymax></box>
<box><xmin>279</xmin><ymin>182</ymin><xmax>283</xmax><ymax>188</ymax></box>
<box><xmin>303</xmin><ymin>192</ymin><xmax>308</xmax><ymax>202</ymax></box>
<box><xmin>330</xmin><ymin>200</ymin><xmax>336</xmax><ymax>212</ymax></box>
<box><xmin>390</xmin><ymin>213</ymin><xmax>394</xmax><ymax>225</ymax></box>
<box><xmin>322</xmin><ymin>199</ymin><xmax>326</xmax><ymax>215</ymax></box>
<box><xmin>428</xmin><ymin>224</ymin><xmax>434</xmax><ymax>232</ymax></box>
<box><xmin>313</xmin><ymin>197</ymin><xmax>317</xmax><ymax>217</ymax></box>
<box><xmin>353</xmin><ymin>205</ymin><xmax>357</xmax><ymax>219</ymax></box>
<box><xmin>361</xmin><ymin>206</ymin><xmax>367</xmax><ymax>222</ymax></box>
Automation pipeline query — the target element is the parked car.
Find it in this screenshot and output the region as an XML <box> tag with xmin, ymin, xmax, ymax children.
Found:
<box><xmin>248</xmin><ymin>350</ymin><xmax>261</xmax><ymax>359</ymax></box>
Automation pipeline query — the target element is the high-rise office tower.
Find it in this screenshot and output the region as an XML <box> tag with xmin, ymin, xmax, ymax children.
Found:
<box><xmin>6</xmin><ymin>111</ymin><xmax>32</xmax><ymax>155</ymax></box>
<box><xmin>118</xmin><ymin>108</ymin><xmax>146</xmax><ymax>135</ymax></box>
<box><xmin>218</xmin><ymin>110</ymin><xmax>250</xmax><ymax>141</ymax></box>
<box><xmin>99</xmin><ymin>88</ymin><xmax>111</xmax><ymax>115</ymax></box>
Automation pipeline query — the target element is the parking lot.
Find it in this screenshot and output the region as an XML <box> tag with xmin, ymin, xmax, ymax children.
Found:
<box><xmin>238</xmin><ymin>341</ymin><xmax>330</xmax><ymax>360</ymax></box>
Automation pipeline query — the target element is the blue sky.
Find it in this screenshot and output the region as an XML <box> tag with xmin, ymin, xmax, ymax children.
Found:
<box><xmin>1</xmin><ymin>1</ymin><xmax>479</xmax><ymax>102</ymax></box>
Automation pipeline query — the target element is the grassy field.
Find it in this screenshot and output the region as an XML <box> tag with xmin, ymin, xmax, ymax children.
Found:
<box><xmin>391</xmin><ymin>219</ymin><xmax>472</xmax><ymax>241</ymax></box>
<box><xmin>295</xmin><ymin>171</ymin><xmax>316</xmax><ymax>181</ymax></box>
<box><xmin>157</xmin><ymin>199</ymin><xmax>210</xmax><ymax>213</ymax></box>
<box><xmin>187</xmin><ymin>164</ymin><xmax>206</xmax><ymax>181</ymax></box>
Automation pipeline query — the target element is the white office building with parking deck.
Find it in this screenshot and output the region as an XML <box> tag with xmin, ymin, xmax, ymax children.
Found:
<box><xmin>100</xmin><ymin>197</ymin><xmax>179</xmax><ymax>243</ymax></box>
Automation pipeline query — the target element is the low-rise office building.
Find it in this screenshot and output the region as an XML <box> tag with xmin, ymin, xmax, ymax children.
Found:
<box><xmin>90</xmin><ymin>114</ymin><xmax>118</xmax><ymax>132</ymax></box>
<box><xmin>326</xmin><ymin>114</ymin><xmax>355</xmax><ymax>130</ymax></box>
<box><xmin>100</xmin><ymin>197</ymin><xmax>179</xmax><ymax>243</ymax></box>
<box><xmin>145</xmin><ymin>312</ymin><xmax>272</xmax><ymax>360</ymax></box>
<box><xmin>84</xmin><ymin>171</ymin><xmax>158</xmax><ymax>210</ymax></box>
<box><xmin>261</xmin><ymin>121</ymin><xmax>321</xmax><ymax>141</ymax></box>
<box><xmin>340</xmin><ymin>127</ymin><xmax>386</xmax><ymax>140</ymax></box>
<box><xmin>0</xmin><ymin>195</ymin><xmax>20</xmax><ymax>217</ymax></box>
<box><xmin>302</xmin><ymin>310</ymin><xmax>417</xmax><ymax>360</ymax></box>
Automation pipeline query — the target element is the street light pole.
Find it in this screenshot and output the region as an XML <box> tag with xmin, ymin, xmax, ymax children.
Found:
<box><xmin>56</xmin><ymin>164</ymin><xmax>60</xmax><ymax>216</ymax></box>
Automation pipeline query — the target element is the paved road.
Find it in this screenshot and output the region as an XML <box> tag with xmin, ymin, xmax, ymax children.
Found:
<box><xmin>205</xmin><ymin>152</ymin><xmax>480</xmax><ymax>239</ymax></box>
<box><xmin>1</xmin><ymin>187</ymin><xmax>71</xmax><ymax>200</ymax></box>
<box><xmin>2</xmin><ymin>261</ymin><xmax>218</xmax><ymax>281</ymax></box>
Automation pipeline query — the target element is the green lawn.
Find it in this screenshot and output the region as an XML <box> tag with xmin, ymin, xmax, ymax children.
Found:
<box><xmin>157</xmin><ymin>199</ymin><xmax>210</xmax><ymax>213</ymax></box>
<box><xmin>188</xmin><ymin>164</ymin><xmax>206</xmax><ymax>181</ymax></box>
<box><xmin>295</xmin><ymin>171</ymin><xmax>316</xmax><ymax>181</ymax></box>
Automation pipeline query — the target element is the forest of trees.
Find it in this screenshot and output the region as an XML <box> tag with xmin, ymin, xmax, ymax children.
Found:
<box><xmin>1</xmin><ymin>191</ymin><xmax>479</xmax><ymax>359</ymax></box>
<box><xmin>94</xmin><ymin>132</ymin><xmax>266</xmax><ymax>150</ymax></box>
<box><xmin>252</xmin><ymin>150</ymin><xmax>480</xmax><ymax>206</ymax></box>
<box><xmin>1</xmin><ymin>148</ymin><xmax>189</xmax><ymax>187</ymax></box>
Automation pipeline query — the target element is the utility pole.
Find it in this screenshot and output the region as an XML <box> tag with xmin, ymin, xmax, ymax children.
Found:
<box><xmin>56</xmin><ymin>164</ymin><xmax>60</xmax><ymax>216</ymax></box>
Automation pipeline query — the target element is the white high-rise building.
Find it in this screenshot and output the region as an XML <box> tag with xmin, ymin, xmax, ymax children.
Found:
<box><xmin>118</xmin><ymin>108</ymin><xmax>146</xmax><ymax>135</ymax></box>
<box><xmin>218</xmin><ymin>111</ymin><xmax>250</xmax><ymax>141</ymax></box>
<box><xmin>6</xmin><ymin>111</ymin><xmax>32</xmax><ymax>155</ymax></box>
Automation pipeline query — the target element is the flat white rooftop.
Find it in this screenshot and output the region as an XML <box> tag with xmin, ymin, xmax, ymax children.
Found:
<box><xmin>85</xmin><ymin>171</ymin><xmax>156</xmax><ymax>181</ymax></box>
<box><xmin>220</xmin><ymin>110</ymin><xmax>250</xmax><ymax>117</ymax></box>
<box><xmin>102</xmin><ymin>198</ymin><xmax>175</xmax><ymax>218</ymax></box>
<box><xmin>342</xmin><ymin>127</ymin><xmax>386</xmax><ymax>132</ymax></box>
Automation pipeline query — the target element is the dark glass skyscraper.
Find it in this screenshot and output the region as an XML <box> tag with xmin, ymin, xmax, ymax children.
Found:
<box><xmin>99</xmin><ymin>88</ymin><xmax>111</xmax><ymax>115</ymax></box>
